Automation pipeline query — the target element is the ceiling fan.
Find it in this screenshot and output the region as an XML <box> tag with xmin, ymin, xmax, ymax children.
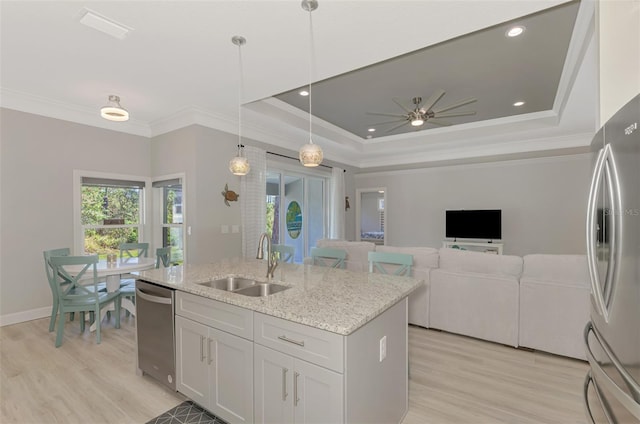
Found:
<box><xmin>367</xmin><ymin>89</ymin><xmax>477</xmax><ymax>133</ymax></box>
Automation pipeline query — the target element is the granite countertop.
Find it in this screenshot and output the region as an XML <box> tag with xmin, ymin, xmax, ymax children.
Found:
<box><xmin>137</xmin><ymin>258</ymin><xmax>422</xmax><ymax>335</ymax></box>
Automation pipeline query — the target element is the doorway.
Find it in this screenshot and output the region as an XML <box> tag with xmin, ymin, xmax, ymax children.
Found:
<box><xmin>356</xmin><ymin>187</ymin><xmax>387</xmax><ymax>245</ymax></box>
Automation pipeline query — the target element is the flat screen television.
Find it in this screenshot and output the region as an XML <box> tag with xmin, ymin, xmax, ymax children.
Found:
<box><xmin>446</xmin><ymin>209</ymin><xmax>502</xmax><ymax>240</ymax></box>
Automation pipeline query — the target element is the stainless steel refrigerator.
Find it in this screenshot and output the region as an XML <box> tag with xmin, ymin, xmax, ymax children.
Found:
<box><xmin>584</xmin><ymin>93</ymin><xmax>640</xmax><ymax>423</ymax></box>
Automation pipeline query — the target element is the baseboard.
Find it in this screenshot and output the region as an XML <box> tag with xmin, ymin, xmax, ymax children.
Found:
<box><xmin>0</xmin><ymin>306</ymin><xmax>50</xmax><ymax>327</ymax></box>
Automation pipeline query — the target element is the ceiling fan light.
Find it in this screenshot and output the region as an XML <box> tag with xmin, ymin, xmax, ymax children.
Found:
<box><xmin>299</xmin><ymin>141</ymin><xmax>323</xmax><ymax>167</ymax></box>
<box><xmin>411</xmin><ymin>118</ymin><xmax>424</xmax><ymax>126</ymax></box>
<box><xmin>229</xmin><ymin>155</ymin><xmax>250</xmax><ymax>175</ymax></box>
<box><xmin>100</xmin><ymin>95</ymin><xmax>129</xmax><ymax>121</ymax></box>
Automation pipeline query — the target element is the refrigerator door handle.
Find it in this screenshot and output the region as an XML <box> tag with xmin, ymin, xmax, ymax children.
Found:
<box><xmin>586</xmin><ymin>148</ymin><xmax>608</xmax><ymax>319</ymax></box>
<box><xmin>586</xmin><ymin>145</ymin><xmax>621</xmax><ymax>322</ymax></box>
<box><xmin>585</xmin><ymin>323</ymin><xmax>640</xmax><ymax>419</ymax></box>
<box><xmin>584</xmin><ymin>371</ymin><xmax>614</xmax><ymax>424</ymax></box>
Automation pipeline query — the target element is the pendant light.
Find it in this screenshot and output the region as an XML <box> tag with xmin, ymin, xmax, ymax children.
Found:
<box><xmin>298</xmin><ymin>0</ymin><xmax>323</xmax><ymax>167</ymax></box>
<box><xmin>229</xmin><ymin>35</ymin><xmax>251</xmax><ymax>176</ymax></box>
<box><xmin>100</xmin><ymin>95</ymin><xmax>129</xmax><ymax>122</ymax></box>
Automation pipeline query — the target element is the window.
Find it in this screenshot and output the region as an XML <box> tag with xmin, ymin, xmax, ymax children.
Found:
<box><xmin>77</xmin><ymin>174</ymin><xmax>147</xmax><ymax>256</ymax></box>
<box><xmin>153</xmin><ymin>177</ymin><xmax>185</xmax><ymax>264</ymax></box>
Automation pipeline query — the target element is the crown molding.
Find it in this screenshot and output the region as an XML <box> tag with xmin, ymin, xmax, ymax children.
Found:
<box><xmin>0</xmin><ymin>88</ymin><xmax>151</xmax><ymax>137</ymax></box>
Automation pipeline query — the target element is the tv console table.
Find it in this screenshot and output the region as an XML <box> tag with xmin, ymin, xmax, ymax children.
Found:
<box><xmin>442</xmin><ymin>241</ymin><xmax>504</xmax><ymax>255</ymax></box>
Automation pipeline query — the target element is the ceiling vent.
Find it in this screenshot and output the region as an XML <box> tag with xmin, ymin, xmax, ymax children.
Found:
<box><xmin>78</xmin><ymin>8</ymin><xmax>132</xmax><ymax>40</ymax></box>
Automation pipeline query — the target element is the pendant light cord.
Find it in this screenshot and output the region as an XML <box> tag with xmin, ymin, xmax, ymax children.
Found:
<box><xmin>237</xmin><ymin>40</ymin><xmax>244</xmax><ymax>156</ymax></box>
<box><xmin>308</xmin><ymin>7</ymin><xmax>315</xmax><ymax>144</ymax></box>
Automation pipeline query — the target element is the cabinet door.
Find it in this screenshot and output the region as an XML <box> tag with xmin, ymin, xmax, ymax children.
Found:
<box><xmin>175</xmin><ymin>316</ymin><xmax>210</xmax><ymax>408</ymax></box>
<box><xmin>209</xmin><ymin>327</ymin><xmax>254</xmax><ymax>424</ymax></box>
<box><xmin>294</xmin><ymin>359</ymin><xmax>343</xmax><ymax>424</ymax></box>
<box><xmin>254</xmin><ymin>344</ymin><xmax>295</xmax><ymax>424</ymax></box>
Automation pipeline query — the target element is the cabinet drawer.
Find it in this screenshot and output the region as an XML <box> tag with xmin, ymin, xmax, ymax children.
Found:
<box><xmin>176</xmin><ymin>291</ymin><xmax>253</xmax><ymax>340</ymax></box>
<box><xmin>254</xmin><ymin>313</ymin><xmax>344</xmax><ymax>373</ymax></box>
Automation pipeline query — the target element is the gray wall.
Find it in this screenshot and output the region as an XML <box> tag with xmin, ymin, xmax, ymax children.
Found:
<box><xmin>0</xmin><ymin>109</ymin><xmax>151</xmax><ymax>318</ymax></box>
<box><xmin>354</xmin><ymin>154</ymin><xmax>592</xmax><ymax>256</ymax></box>
<box><xmin>151</xmin><ymin>125</ymin><xmax>243</xmax><ymax>264</ymax></box>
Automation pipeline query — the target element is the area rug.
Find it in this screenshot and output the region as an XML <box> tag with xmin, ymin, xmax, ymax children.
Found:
<box><xmin>146</xmin><ymin>401</ymin><xmax>227</xmax><ymax>424</ymax></box>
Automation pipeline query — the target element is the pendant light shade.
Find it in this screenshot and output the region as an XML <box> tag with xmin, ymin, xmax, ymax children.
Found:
<box><xmin>229</xmin><ymin>35</ymin><xmax>250</xmax><ymax>176</ymax></box>
<box><xmin>100</xmin><ymin>95</ymin><xmax>129</xmax><ymax>122</ymax></box>
<box><xmin>299</xmin><ymin>140</ymin><xmax>323</xmax><ymax>167</ymax></box>
<box><xmin>229</xmin><ymin>144</ymin><xmax>250</xmax><ymax>175</ymax></box>
<box><xmin>299</xmin><ymin>0</ymin><xmax>323</xmax><ymax>167</ymax></box>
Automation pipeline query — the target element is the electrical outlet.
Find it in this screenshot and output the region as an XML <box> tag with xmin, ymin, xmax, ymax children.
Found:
<box><xmin>379</xmin><ymin>335</ymin><xmax>387</xmax><ymax>362</ymax></box>
<box><xmin>231</xmin><ymin>225</ymin><xmax>240</xmax><ymax>233</ymax></box>
<box><xmin>221</xmin><ymin>225</ymin><xmax>229</xmax><ymax>234</ymax></box>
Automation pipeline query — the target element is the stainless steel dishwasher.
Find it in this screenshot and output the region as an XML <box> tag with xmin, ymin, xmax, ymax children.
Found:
<box><xmin>136</xmin><ymin>280</ymin><xmax>176</xmax><ymax>390</ymax></box>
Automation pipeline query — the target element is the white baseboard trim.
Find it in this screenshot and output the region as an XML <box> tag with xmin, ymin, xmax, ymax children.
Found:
<box><xmin>0</xmin><ymin>306</ymin><xmax>51</xmax><ymax>327</ymax></box>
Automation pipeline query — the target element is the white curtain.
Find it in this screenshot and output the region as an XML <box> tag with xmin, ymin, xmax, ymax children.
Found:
<box><xmin>241</xmin><ymin>146</ymin><xmax>267</xmax><ymax>258</ymax></box>
<box><xmin>329</xmin><ymin>167</ymin><xmax>345</xmax><ymax>239</ymax></box>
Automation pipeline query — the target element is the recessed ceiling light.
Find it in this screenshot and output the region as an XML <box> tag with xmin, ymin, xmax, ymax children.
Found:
<box><xmin>506</xmin><ymin>26</ymin><xmax>525</xmax><ymax>38</ymax></box>
<box><xmin>78</xmin><ymin>8</ymin><xmax>132</xmax><ymax>40</ymax></box>
<box><xmin>368</xmin><ymin>128</ymin><xmax>376</xmax><ymax>132</ymax></box>
<box><xmin>513</xmin><ymin>101</ymin><xmax>525</xmax><ymax>107</ymax></box>
<box><xmin>299</xmin><ymin>90</ymin><xmax>309</xmax><ymax>96</ymax></box>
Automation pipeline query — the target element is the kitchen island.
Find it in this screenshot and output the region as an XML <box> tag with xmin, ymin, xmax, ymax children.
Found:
<box><xmin>136</xmin><ymin>258</ymin><xmax>422</xmax><ymax>424</ymax></box>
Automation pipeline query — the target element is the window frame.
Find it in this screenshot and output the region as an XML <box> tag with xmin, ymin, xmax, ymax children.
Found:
<box><xmin>152</xmin><ymin>173</ymin><xmax>187</xmax><ymax>264</ymax></box>
<box><xmin>73</xmin><ymin>170</ymin><xmax>151</xmax><ymax>255</ymax></box>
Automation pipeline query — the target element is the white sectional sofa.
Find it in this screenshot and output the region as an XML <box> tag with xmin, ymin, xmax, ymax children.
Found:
<box><xmin>311</xmin><ymin>240</ymin><xmax>590</xmax><ymax>360</ymax></box>
<box><xmin>519</xmin><ymin>254</ymin><xmax>590</xmax><ymax>360</ymax></box>
<box><xmin>430</xmin><ymin>248</ymin><xmax>522</xmax><ymax>347</ymax></box>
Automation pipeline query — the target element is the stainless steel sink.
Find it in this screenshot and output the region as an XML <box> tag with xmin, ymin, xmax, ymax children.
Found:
<box><xmin>198</xmin><ymin>276</ymin><xmax>257</xmax><ymax>291</ymax></box>
<box><xmin>197</xmin><ymin>277</ymin><xmax>290</xmax><ymax>297</ymax></box>
<box><xmin>233</xmin><ymin>283</ymin><xmax>290</xmax><ymax>297</ymax></box>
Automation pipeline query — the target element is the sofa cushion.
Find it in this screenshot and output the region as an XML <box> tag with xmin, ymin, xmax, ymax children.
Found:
<box><xmin>522</xmin><ymin>254</ymin><xmax>589</xmax><ymax>286</ymax></box>
<box><xmin>438</xmin><ymin>247</ymin><xmax>523</xmax><ymax>277</ymax></box>
<box><xmin>376</xmin><ymin>246</ymin><xmax>439</xmax><ymax>269</ymax></box>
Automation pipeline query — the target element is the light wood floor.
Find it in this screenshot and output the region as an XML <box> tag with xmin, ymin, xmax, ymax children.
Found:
<box><xmin>1</xmin><ymin>316</ymin><xmax>589</xmax><ymax>423</ymax></box>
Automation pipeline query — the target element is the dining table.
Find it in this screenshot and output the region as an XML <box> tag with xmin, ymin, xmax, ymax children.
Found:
<box><xmin>67</xmin><ymin>256</ymin><xmax>156</xmax><ymax>331</ymax></box>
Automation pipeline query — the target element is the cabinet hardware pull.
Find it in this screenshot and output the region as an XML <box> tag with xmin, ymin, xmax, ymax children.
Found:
<box><xmin>294</xmin><ymin>371</ymin><xmax>300</xmax><ymax>406</ymax></box>
<box><xmin>207</xmin><ymin>337</ymin><xmax>213</xmax><ymax>365</ymax></box>
<box><xmin>282</xmin><ymin>368</ymin><xmax>288</xmax><ymax>401</ymax></box>
<box><xmin>200</xmin><ymin>336</ymin><xmax>205</xmax><ymax>362</ymax></box>
<box><xmin>278</xmin><ymin>335</ymin><xmax>305</xmax><ymax>347</ymax></box>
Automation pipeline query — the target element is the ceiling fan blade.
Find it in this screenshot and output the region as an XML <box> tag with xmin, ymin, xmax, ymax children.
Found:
<box><xmin>385</xmin><ymin>121</ymin><xmax>411</xmax><ymax>133</ymax></box>
<box><xmin>391</xmin><ymin>98</ymin><xmax>413</xmax><ymax>114</ymax></box>
<box><xmin>427</xmin><ymin>119</ymin><xmax>452</xmax><ymax>127</ymax></box>
<box><xmin>372</xmin><ymin>119</ymin><xmax>407</xmax><ymax>125</ymax></box>
<box><xmin>432</xmin><ymin>97</ymin><xmax>477</xmax><ymax>113</ymax></box>
<box><xmin>421</xmin><ymin>89</ymin><xmax>446</xmax><ymax>112</ymax></box>
<box><xmin>366</xmin><ymin>112</ymin><xmax>407</xmax><ymax>118</ymax></box>
<box><xmin>432</xmin><ymin>111</ymin><xmax>476</xmax><ymax>118</ymax></box>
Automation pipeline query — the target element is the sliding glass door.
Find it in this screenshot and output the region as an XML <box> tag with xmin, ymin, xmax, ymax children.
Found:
<box><xmin>266</xmin><ymin>169</ymin><xmax>327</xmax><ymax>263</ymax></box>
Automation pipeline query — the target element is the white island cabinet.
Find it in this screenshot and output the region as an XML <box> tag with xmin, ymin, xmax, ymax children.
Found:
<box><xmin>137</xmin><ymin>258</ymin><xmax>422</xmax><ymax>424</ymax></box>
<box><xmin>175</xmin><ymin>292</ymin><xmax>254</xmax><ymax>424</ymax></box>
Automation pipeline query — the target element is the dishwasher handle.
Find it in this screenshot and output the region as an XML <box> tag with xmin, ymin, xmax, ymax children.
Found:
<box><xmin>136</xmin><ymin>287</ymin><xmax>173</xmax><ymax>305</ymax></box>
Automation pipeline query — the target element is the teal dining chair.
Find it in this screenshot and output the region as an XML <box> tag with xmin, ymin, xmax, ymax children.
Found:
<box><xmin>43</xmin><ymin>247</ymin><xmax>71</xmax><ymax>332</ymax></box>
<box><xmin>155</xmin><ymin>246</ymin><xmax>172</xmax><ymax>268</ymax></box>
<box><xmin>118</xmin><ymin>242</ymin><xmax>150</xmax><ymax>315</ymax></box>
<box><xmin>119</xmin><ymin>242</ymin><xmax>149</xmax><ymax>260</ymax></box>
<box><xmin>120</xmin><ymin>246</ymin><xmax>172</xmax><ymax>317</ymax></box>
<box><xmin>49</xmin><ymin>255</ymin><xmax>121</xmax><ymax>347</ymax></box>
<box><xmin>368</xmin><ymin>251</ymin><xmax>413</xmax><ymax>276</ymax></box>
<box><xmin>310</xmin><ymin>247</ymin><xmax>347</xmax><ymax>269</ymax></box>
<box><xmin>43</xmin><ymin>248</ymin><xmax>108</xmax><ymax>332</ymax></box>
<box><xmin>272</xmin><ymin>244</ymin><xmax>295</xmax><ymax>263</ymax></box>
